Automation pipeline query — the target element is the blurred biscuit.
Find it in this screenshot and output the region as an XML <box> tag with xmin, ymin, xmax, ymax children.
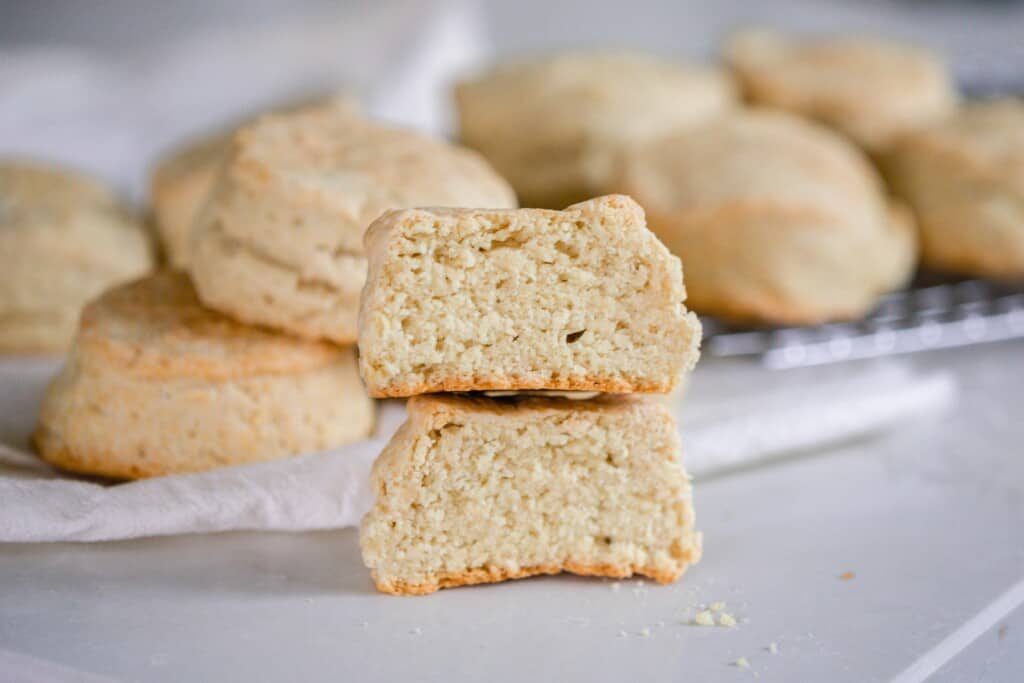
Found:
<box><xmin>886</xmin><ymin>98</ymin><xmax>1024</xmax><ymax>279</ymax></box>
<box><xmin>619</xmin><ymin>110</ymin><xmax>916</xmax><ymax>325</ymax></box>
<box><xmin>151</xmin><ymin>133</ymin><xmax>230</xmax><ymax>268</ymax></box>
<box><xmin>724</xmin><ymin>28</ymin><xmax>957</xmax><ymax>152</ymax></box>
<box><xmin>150</xmin><ymin>94</ymin><xmax>356</xmax><ymax>268</ymax></box>
<box><xmin>0</xmin><ymin>160</ymin><xmax>154</xmax><ymax>353</ymax></box>
<box><xmin>34</xmin><ymin>271</ymin><xmax>374</xmax><ymax>479</ymax></box>
<box><xmin>456</xmin><ymin>51</ymin><xmax>736</xmax><ymax>208</ymax></box>
<box><xmin>190</xmin><ymin>102</ymin><xmax>517</xmax><ymax>344</ymax></box>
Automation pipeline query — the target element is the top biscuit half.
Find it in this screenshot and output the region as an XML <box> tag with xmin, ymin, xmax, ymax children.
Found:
<box><xmin>358</xmin><ymin>195</ymin><xmax>701</xmax><ymax>397</ymax></box>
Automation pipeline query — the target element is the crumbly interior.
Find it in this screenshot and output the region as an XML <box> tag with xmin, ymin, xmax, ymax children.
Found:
<box><xmin>359</xmin><ymin>197</ymin><xmax>700</xmax><ymax>395</ymax></box>
<box><xmin>360</xmin><ymin>396</ymin><xmax>699</xmax><ymax>593</ymax></box>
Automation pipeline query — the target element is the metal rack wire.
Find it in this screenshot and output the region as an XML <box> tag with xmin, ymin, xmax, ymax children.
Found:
<box><xmin>702</xmin><ymin>279</ymin><xmax>1024</xmax><ymax>368</ymax></box>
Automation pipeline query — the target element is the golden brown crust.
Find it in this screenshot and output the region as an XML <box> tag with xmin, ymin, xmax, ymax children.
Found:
<box><xmin>372</xmin><ymin>557</ymin><xmax>698</xmax><ymax>596</ymax></box>
<box><xmin>367</xmin><ymin>374</ymin><xmax>676</xmax><ymax>399</ymax></box>
<box><xmin>79</xmin><ymin>271</ymin><xmax>342</xmax><ymax>380</ymax></box>
<box><xmin>30</xmin><ymin>440</ymin><xmax>167</xmax><ymax>480</ymax></box>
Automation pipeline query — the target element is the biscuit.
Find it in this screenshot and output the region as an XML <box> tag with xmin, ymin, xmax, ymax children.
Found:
<box><xmin>150</xmin><ymin>95</ymin><xmax>357</xmax><ymax>268</ymax></box>
<box><xmin>0</xmin><ymin>160</ymin><xmax>155</xmax><ymax>353</ymax></box>
<box><xmin>885</xmin><ymin>99</ymin><xmax>1024</xmax><ymax>279</ymax></box>
<box><xmin>34</xmin><ymin>271</ymin><xmax>374</xmax><ymax>479</ymax></box>
<box><xmin>190</xmin><ymin>102</ymin><xmax>517</xmax><ymax>344</ymax></box>
<box><xmin>360</xmin><ymin>393</ymin><xmax>701</xmax><ymax>595</ymax></box>
<box><xmin>357</xmin><ymin>195</ymin><xmax>701</xmax><ymax>397</ymax></box>
<box><xmin>618</xmin><ymin>110</ymin><xmax>916</xmax><ymax>325</ymax></box>
<box><xmin>150</xmin><ymin>133</ymin><xmax>230</xmax><ymax>268</ymax></box>
<box><xmin>456</xmin><ymin>51</ymin><xmax>736</xmax><ymax>208</ymax></box>
<box><xmin>724</xmin><ymin>29</ymin><xmax>957</xmax><ymax>152</ymax></box>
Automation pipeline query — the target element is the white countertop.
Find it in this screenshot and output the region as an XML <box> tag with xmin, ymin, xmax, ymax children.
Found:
<box><xmin>1</xmin><ymin>340</ymin><xmax>1022</xmax><ymax>682</ymax></box>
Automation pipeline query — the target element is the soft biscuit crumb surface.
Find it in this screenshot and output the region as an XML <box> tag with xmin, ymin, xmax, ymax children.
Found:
<box><xmin>358</xmin><ymin>195</ymin><xmax>701</xmax><ymax>396</ymax></box>
<box><xmin>360</xmin><ymin>393</ymin><xmax>701</xmax><ymax>595</ymax></box>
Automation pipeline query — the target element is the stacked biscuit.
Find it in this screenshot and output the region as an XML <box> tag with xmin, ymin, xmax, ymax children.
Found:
<box><xmin>357</xmin><ymin>194</ymin><xmax>703</xmax><ymax>595</ymax></box>
<box><xmin>32</xmin><ymin>101</ymin><xmax>517</xmax><ymax>479</ymax></box>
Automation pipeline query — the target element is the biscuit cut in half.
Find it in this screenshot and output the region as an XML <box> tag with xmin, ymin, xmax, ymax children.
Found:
<box><xmin>456</xmin><ymin>51</ymin><xmax>736</xmax><ymax>208</ymax></box>
<box><xmin>34</xmin><ymin>271</ymin><xmax>374</xmax><ymax>479</ymax></box>
<box><xmin>0</xmin><ymin>160</ymin><xmax>155</xmax><ymax>354</ymax></box>
<box><xmin>723</xmin><ymin>29</ymin><xmax>957</xmax><ymax>153</ymax></box>
<box><xmin>358</xmin><ymin>195</ymin><xmax>701</xmax><ymax>397</ymax></box>
<box><xmin>618</xmin><ymin>111</ymin><xmax>916</xmax><ymax>325</ymax></box>
<box><xmin>885</xmin><ymin>99</ymin><xmax>1024</xmax><ymax>279</ymax></box>
<box><xmin>190</xmin><ymin>101</ymin><xmax>517</xmax><ymax>345</ymax></box>
<box><xmin>360</xmin><ymin>393</ymin><xmax>701</xmax><ymax>595</ymax></box>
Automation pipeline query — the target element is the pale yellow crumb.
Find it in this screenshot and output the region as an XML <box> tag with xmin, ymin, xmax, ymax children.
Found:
<box><xmin>733</xmin><ymin>657</ymin><xmax>750</xmax><ymax>669</ymax></box>
<box><xmin>719</xmin><ymin>613</ymin><xmax>738</xmax><ymax>628</ymax></box>
<box><xmin>767</xmin><ymin>642</ymin><xmax>779</xmax><ymax>654</ymax></box>
<box><xmin>639</xmin><ymin>627</ymin><xmax>651</xmax><ymax>637</ymax></box>
<box><xmin>710</xmin><ymin>601</ymin><xmax>726</xmax><ymax>612</ymax></box>
<box><xmin>694</xmin><ymin>610</ymin><xmax>715</xmax><ymax>626</ymax></box>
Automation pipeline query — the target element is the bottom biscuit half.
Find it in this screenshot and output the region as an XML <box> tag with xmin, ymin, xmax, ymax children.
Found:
<box><xmin>372</xmin><ymin>552</ymin><xmax>701</xmax><ymax>596</ymax></box>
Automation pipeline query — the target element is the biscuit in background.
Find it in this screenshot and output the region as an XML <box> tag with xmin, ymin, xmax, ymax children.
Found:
<box><xmin>0</xmin><ymin>160</ymin><xmax>155</xmax><ymax>354</ymax></box>
<box><xmin>618</xmin><ymin>110</ymin><xmax>916</xmax><ymax>326</ymax></box>
<box><xmin>34</xmin><ymin>271</ymin><xmax>374</xmax><ymax>479</ymax></box>
<box><xmin>456</xmin><ymin>51</ymin><xmax>736</xmax><ymax>209</ymax></box>
<box><xmin>886</xmin><ymin>98</ymin><xmax>1024</xmax><ymax>279</ymax></box>
<box><xmin>724</xmin><ymin>28</ymin><xmax>957</xmax><ymax>154</ymax></box>
<box><xmin>149</xmin><ymin>93</ymin><xmax>357</xmax><ymax>269</ymax></box>
<box><xmin>150</xmin><ymin>133</ymin><xmax>231</xmax><ymax>268</ymax></box>
<box><xmin>190</xmin><ymin>101</ymin><xmax>517</xmax><ymax>345</ymax></box>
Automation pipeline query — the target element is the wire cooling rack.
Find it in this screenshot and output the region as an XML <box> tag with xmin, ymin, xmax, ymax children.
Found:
<box><xmin>701</xmin><ymin>278</ymin><xmax>1024</xmax><ymax>368</ymax></box>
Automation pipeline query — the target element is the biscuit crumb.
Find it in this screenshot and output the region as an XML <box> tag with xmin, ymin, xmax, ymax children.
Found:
<box><xmin>767</xmin><ymin>642</ymin><xmax>778</xmax><ymax>654</ymax></box>
<box><xmin>610</xmin><ymin>582</ymin><xmax>621</xmax><ymax>592</ymax></box>
<box><xmin>732</xmin><ymin>657</ymin><xmax>750</xmax><ymax>669</ymax></box>
<box><xmin>710</xmin><ymin>601</ymin><xmax>726</xmax><ymax>612</ymax></box>
<box><xmin>719</xmin><ymin>613</ymin><xmax>738</xmax><ymax>628</ymax></box>
<box><xmin>694</xmin><ymin>610</ymin><xmax>715</xmax><ymax>626</ymax></box>
<box><xmin>839</xmin><ymin>571</ymin><xmax>855</xmax><ymax>581</ymax></box>
<box><xmin>639</xmin><ymin>627</ymin><xmax>651</xmax><ymax>637</ymax></box>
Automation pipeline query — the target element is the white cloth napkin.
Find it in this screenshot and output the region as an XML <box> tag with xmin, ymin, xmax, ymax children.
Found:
<box><xmin>0</xmin><ymin>359</ymin><xmax>955</xmax><ymax>542</ymax></box>
<box><xmin>0</xmin><ymin>0</ymin><xmax>487</xmax><ymax>200</ymax></box>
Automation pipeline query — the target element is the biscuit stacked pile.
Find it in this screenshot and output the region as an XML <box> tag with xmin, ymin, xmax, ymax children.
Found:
<box><xmin>356</xmin><ymin>194</ymin><xmax>703</xmax><ymax>595</ymax></box>
<box><xmin>32</xmin><ymin>101</ymin><xmax>517</xmax><ymax>479</ymax></box>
